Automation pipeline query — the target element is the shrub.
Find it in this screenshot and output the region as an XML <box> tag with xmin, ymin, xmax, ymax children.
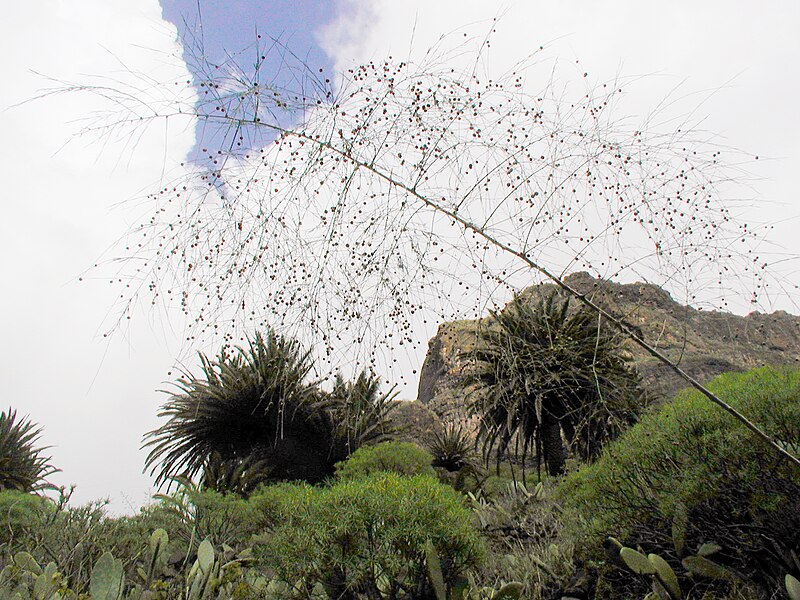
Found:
<box><xmin>154</xmin><ymin>478</ymin><xmax>259</xmax><ymax>551</ymax></box>
<box><xmin>558</xmin><ymin>367</ymin><xmax>800</xmax><ymax>597</ymax></box>
<box><xmin>334</xmin><ymin>441</ymin><xmax>436</xmax><ymax>480</ymax></box>
<box><xmin>252</xmin><ymin>473</ymin><xmax>485</xmax><ymax>598</ymax></box>
<box><xmin>0</xmin><ymin>489</ymin><xmax>49</xmax><ymax>548</ymax></box>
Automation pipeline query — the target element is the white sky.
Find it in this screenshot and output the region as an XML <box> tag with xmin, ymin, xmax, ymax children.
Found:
<box><xmin>2</xmin><ymin>0</ymin><xmax>798</xmax><ymax>512</ymax></box>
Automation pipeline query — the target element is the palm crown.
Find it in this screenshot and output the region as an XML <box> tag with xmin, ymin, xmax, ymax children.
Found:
<box><xmin>0</xmin><ymin>408</ymin><xmax>59</xmax><ymax>493</ymax></box>
<box><xmin>144</xmin><ymin>330</ymin><xmax>396</xmax><ymax>491</ymax></box>
<box><xmin>467</xmin><ymin>292</ymin><xmax>642</xmax><ymax>476</ymax></box>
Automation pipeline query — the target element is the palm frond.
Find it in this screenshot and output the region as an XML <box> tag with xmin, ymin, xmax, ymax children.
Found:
<box><xmin>143</xmin><ymin>329</ymin><xmax>331</xmax><ymax>488</ymax></box>
<box><xmin>465</xmin><ymin>291</ymin><xmax>642</xmax><ymax>474</ymax></box>
<box><xmin>0</xmin><ymin>408</ymin><xmax>59</xmax><ymax>492</ymax></box>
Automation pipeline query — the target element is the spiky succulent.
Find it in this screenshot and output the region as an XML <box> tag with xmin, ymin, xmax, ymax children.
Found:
<box><xmin>428</xmin><ymin>422</ymin><xmax>477</xmax><ymax>472</ymax></box>
<box><xmin>0</xmin><ymin>408</ymin><xmax>59</xmax><ymax>492</ymax></box>
<box><xmin>144</xmin><ymin>330</ymin><xmax>330</xmax><ymax>488</ymax></box>
<box><xmin>327</xmin><ymin>369</ymin><xmax>398</xmax><ymax>462</ymax></box>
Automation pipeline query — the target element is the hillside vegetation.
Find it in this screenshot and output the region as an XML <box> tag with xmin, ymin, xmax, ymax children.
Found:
<box><xmin>3</xmin><ymin>293</ymin><xmax>799</xmax><ymax>599</ymax></box>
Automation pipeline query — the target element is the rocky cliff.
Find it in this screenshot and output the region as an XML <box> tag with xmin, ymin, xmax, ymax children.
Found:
<box><xmin>416</xmin><ymin>272</ymin><xmax>800</xmax><ymax>421</ymax></box>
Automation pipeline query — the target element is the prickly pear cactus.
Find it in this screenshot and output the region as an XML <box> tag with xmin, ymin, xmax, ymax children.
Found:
<box><xmin>90</xmin><ymin>553</ymin><xmax>124</xmax><ymax>600</ymax></box>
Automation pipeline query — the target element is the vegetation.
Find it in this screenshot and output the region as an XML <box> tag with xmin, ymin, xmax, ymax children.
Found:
<box><xmin>0</xmin><ymin>408</ymin><xmax>58</xmax><ymax>493</ymax></box>
<box><xmin>6</xmin><ymin>332</ymin><xmax>799</xmax><ymax>599</ymax></box>
<box><xmin>334</xmin><ymin>441</ymin><xmax>436</xmax><ymax>481</ymax></box>
<box><xmin>20</xmin><ymin>19</ymin><xmax>800</xmax><ymax>599</ymax></box>
<box><xmin>467</xmin><ymin>293</ymin><xmax>642</xmax><ymax>476</ymax></box>
<box><xmin>143</xmin><ymin>331</ymin><xmax>396</xmax><ymax>490</ymax></box>
<box><xmin>253</xmin><ymin>472</ymin><xmax>484</xmax><ymax>599</ymax></box>
<box><xmin>559</xmin><ymin>367</ymin><xmax>800</xmax><ymax>598</ymax></box>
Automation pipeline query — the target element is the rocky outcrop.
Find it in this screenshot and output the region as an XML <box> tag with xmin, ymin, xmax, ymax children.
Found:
<box><xmin>386</xmin><ymin>399</ymin><xmax>442</xmax><ymax>445</ymax></box>
<box><xmin>417</xmin><ymin>272</ymin><xmax>800</xmax><ymax>421</ymax></box>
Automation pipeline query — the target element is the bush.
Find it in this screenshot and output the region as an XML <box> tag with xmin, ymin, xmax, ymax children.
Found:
<box><xmin>558</xmin><ymin>367</ymin><xmax>800</xmax><ymax>597</ymax></box>
<box><xmin>334</xmin><ymin>441</ymin><xmax>436</xmax><ymax>480</ymax></box>
<box><xmin>252</xmin><ymin>472</ymin><xmax>485</xmax><ymax>597</ymax></box>
<box><xmin>0</xmin><ymin>490</ymin><xmax>49</xmax><ymax>548</ymax></box>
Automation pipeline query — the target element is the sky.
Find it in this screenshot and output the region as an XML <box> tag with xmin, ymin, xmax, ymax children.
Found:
<box><xmin>3</xmin><ymin>0</ymin><xmax>799</xmax><ymax>513</ymax></box>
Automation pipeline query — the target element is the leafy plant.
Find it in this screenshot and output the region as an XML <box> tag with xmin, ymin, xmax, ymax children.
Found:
<box><xmin>0</xmin><ymin>491</ymin><xmax>50</xmax><ymax>549</ymax></box>
<box><xmin>559</xmin><ymin>367</ymin><xmax>800</xmax><ymax>597</ymax></box>
<box><xmin>467</xmin><ymin>292</ymin><xmax>642</xmax><ymax>476</ymax></box>
<box><xmin>252</xmin><ymin>472</ymin><xmax>485</xmax><ymax>598</ymax></box>
<box><xmin>153</xmin><ymin>476</ymin><xmax>258</xmax><ymax>551</ymax></box>
<box><xmin>428</xmin><ymin>423</ymin><xmax>477</xmax><ymax>473</ymax></box>
<box><xmin>144</xmin><ymin>332</ymin><xmax>399</xmax><ymax>491</ymax></box>
<box><xmin>200</xmin><ymin>452</ymin><xmax>273</xmax><ymax>498</ymax></box>
<box><xmin>334</xmin><ymin>440</ymin><xmax>436</xmax><ymax>480</ymax></box>
<box><xmin>0</xmin><ymin>409</ymin><xmax>58</xmax><ymax>493</ymax></box>
<box><xmin>327</xmin><ymin>369</ymin><xmax>399</xmax><ymax>463</ymax></box>
<box><xmin>143</xmin><ymin>330</ymin><xmax>332</xmax><ymax>487</ymax></box>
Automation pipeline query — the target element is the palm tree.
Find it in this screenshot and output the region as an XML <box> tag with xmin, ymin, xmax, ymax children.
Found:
<box><xmin>327</xmin><ymin>369</ymin><xmax>398</xmax><ymax>463</ymax></box>
<box><xmin>144</xmin><ymin>331</ymin><xmax>397</xmax><ymax>491</ymax></box>
<box><xmin>144</xmin><ymin>330</ymin><xmax>332</xmax><ymax>488</ymax></box>
<box><xmin>467</xmin><ymin>292</ymin><xmax>642</xmax><ymax>476</ymax></box>
<box><xmin>0</xmin><ymin>408</ymin><xmax>59</xmax><ymax>492</ymax></box>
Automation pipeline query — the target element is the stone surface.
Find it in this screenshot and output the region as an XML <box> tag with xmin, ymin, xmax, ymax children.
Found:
<box><xmin>417</xmin><ymin>272</ymin><xmax>800</xmax><ymax>421</ymax></box>
<box><xmin>386</xmin><ymin>399</ymin><xmax>442</xmax><ymax>446</ymax></box>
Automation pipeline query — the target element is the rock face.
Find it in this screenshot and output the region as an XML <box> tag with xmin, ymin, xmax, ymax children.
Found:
<box><xmin>386</xmin><ymin>400</ymin><xmax>442</xmax><ymax>445</ymax></box>
<box><xmin>417</xmin><ymin>272</ymin><xmax>800</xmax><ymax>421</ymax></box>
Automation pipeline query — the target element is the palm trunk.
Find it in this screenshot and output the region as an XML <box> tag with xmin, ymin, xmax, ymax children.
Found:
<box><xmin>541</xmin><ymin>418</ymin><xmax>566</xmax><ymax>476</ymax></box>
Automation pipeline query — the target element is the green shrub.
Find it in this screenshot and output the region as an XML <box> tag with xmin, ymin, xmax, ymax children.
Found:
<box><xmin>155</xmin><ymin>479</ymin><xmax>260</xmax><ymax>552</ymax></box>
<box><xmin>558</xmin><ymin>367</ymin><xmax>800</xmax><ymax>596</ymax></box>
<box><xmin>0</xmin><ymin>490</ymin><xmax>49</xmax><ymax>548</ymax></box>
<box><xmin>252</xmin><ymin>472</ymin><xmax>484</xmax><ymax>597</ymax></box>
<box><xmin>334</xmin><ymin>440</ymin><xmax>436</xmax><ymax>480</ymax></box>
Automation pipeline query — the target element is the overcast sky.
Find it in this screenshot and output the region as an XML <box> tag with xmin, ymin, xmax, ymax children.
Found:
<box><xmin>3</xmin><ymin>1</ymin><xmax>799</xmax><ymax>512</ymax></box>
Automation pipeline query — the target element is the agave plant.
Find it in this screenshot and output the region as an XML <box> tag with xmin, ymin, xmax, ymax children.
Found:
<box><xmin>467</xmin><ymin>292</ymin><xmax>642</xmax><ymax>476</ymax></box>
<box><xmin>144</xmin><ymin>331</ymin><xmax>398</xmax><ymax>491</ymax></box>
<box><xmin>0</xmin><ymin>408</ymin><xmax>59</xmax><ymax>492</ymax></box>
<box><xmin>428</xmin><ymin>422</ymin><xmax>477</xmax><ymax>473</ymax></box>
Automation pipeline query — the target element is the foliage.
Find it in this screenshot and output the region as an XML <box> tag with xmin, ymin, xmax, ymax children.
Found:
<box><xmin>0</xmin><ymin>491</ymin><xmax>50</xmax><ymax>548</ymax></box>
<box><xmin>143</xmin><ymin>329</ymin><xmax>328</xmax><ymax>488</ymax></box>
<box><xmin>428</xmin><ymin>423</ymin><xmax>477</xmax><ymax>473</ymax></box>
<box><xmin>334</xmin><ymin>441</ymin><xmax>436</xmax><ymax>480</ymax></box>
<box><xmin>252</xmin><ymin>472</ymin><xmax>485</xmax><ymax>598</ymax></box>
<box><xmin>558</xmin><ymin>367</ymin><xmax>800</xmax><ymax>597</ymax></box>
<box><xmin>0</xmin><ymin>530</ymin><xmax>264</xmax><ymax>600</ymax></box>
<box><xmin>467</xmin><ymin>293</ymin><xmax>642</xmax><ymax>476</ymax></box>
<box><xmin>144</xmin><ymin>332</ymin><xmax>399</xmax><ymax>491</ymax></box>
<box><xmin>153</xmin><ymin>476</ymin><xmax>260</xmax><ymax>553</ymax></box>
<box><xmin>465</xmin><ymin>480</ymin><xmax>574</xmax><ymax>600</ymax></box>
<box><xmin>199</xmin><ymin>452</ymin><xmax>273</xmax><ymax>498</ymax></box>
<box><xmin>327</xmin><ymin>370</ymin><xmax>399</xmax><ymax>463</ymax></box>
<box><xmin>0</xmin><ymin>409</ymin><xmax>58</xmax><ymax>493</ymax></box>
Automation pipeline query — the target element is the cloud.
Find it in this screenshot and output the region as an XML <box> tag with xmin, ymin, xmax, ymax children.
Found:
<box><xmin>1</xmin><ymin>0</ymin><xmax>195</xmax><ymax>511</ymax></box>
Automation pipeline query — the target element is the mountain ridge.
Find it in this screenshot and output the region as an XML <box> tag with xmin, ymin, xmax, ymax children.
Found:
<box><xmin>416</xmin><ymin>272</ymin><xmax>800</xmax><ymax>421</ymax></box>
